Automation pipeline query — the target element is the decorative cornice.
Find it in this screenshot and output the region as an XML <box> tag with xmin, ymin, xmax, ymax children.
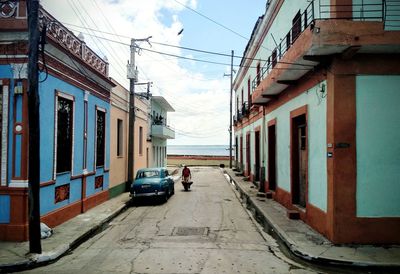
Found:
<box><xmin>39</xmin><ymin>7</ymin><xmax>109</xmax><ymax>78</ymax></box>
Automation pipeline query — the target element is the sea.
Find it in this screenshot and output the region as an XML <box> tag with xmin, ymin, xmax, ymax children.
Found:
<box><xmin>167</xmin><ymin>145</ymin><xmax>230</xmax><ymax>156</ymax></box>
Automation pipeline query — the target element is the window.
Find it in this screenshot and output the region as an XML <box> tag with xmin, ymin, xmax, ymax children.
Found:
<box><xmin>137</xmin><ymin>170</ymin><xmax>159</xmax><ymax>179</ymax></box>
<box><xmin>56</xmin><ymin>96</ymin><xmax>73</xmax><ymax>173</ymax></box>
<box><xmin>96</xmin><ymin>109</ymin><xmax>106</xmax><ymax>167</ymax></box>
<box><xmin>139</xmin><ymin>126</ymin><xmax>143</xmax><ymax>155</ymax></box>
<box><xmin>256</xmin><ymin>62</ymin><xmax>261</xmax><ymax>86</ymax></box>
<box><xmin>117</xmin><ymin>119</ymin><xmax>123</xmax><ymax>157</ymax></box>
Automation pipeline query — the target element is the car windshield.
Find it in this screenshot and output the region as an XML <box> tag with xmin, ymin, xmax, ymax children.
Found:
<box><xmin>136</xmin><ymin>170</ymin><xmax>160</xmax><ymax>179</ymax></box>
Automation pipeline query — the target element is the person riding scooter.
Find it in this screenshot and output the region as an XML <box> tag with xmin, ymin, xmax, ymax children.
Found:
<box><xmin>182</xmin><ymin>165</ymin><xmax>191</xmax><ymax>183</ymax></box>
<box><xmin>181</xmin><ymin>165</ymin><xmax>192</xmax><ymax>191</ymax></box>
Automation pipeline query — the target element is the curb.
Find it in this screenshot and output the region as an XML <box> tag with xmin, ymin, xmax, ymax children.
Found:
<box><xmin>225</xmin><ymin>170</ymin><xmax>400</xmax><ymax>269</ymax></box>
<box><xmin>0</xmin><ymin>199</ymin><xmax>130</xmax><ymax>273</ymax></box>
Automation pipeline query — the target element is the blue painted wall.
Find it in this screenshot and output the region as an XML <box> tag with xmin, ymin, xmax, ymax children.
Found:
<box><xmin>356</xmin><ymin>75</ymin><xmax>400</xmax><ymax>217</ymax></box>
<box><xmin>37</xmin><ymin>74</ymin><xmax>110</xmax><ymax>216</ymax></box>
<box><xmin>0</xmin><ymin>195</ymin><xmax>10</xmax><ymax>223</ymax></box>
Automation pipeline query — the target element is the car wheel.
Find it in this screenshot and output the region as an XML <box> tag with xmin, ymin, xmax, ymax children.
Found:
<box><xmin>171</xmin><ymin>185</ymin><xmax>175</xmax><ymax>195</ymax></box>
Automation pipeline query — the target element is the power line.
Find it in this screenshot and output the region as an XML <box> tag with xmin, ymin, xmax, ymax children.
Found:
<box><xmin>62</xmin><ymin>22</ymin><xmax>314</xmax><ymax>70</ymax></box>
<box><xmin>61</xmin><ymin>22</ymin><xmax>309</xmax><ymax>67</ymax></box>
<box><xmin>172</xmin><ymin>0</ymin><xmax>249</xmax><ymax>43</ymax></box>
<box><xmin>69</xmin><ymin>0</ymin><xmax>128</xmax><ymax>81</ymax></box>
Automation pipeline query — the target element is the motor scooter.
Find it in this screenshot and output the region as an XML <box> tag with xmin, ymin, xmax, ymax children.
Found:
<box><xmin>181</xmin><ymin>178</ymin><xmax>193</xmax><ymax>191</ymax></box>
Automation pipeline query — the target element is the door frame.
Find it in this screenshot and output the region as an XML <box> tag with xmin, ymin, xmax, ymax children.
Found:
<box><xmin>290</xmin><ymin>105</ymin><xmax>308</xmax><ymax>209</ymax></box>
<box><xmin>246</xmin><ymin>132</ymin><xmax>251</xmax><ymax>177</ymax></box>
<box><xmin>268</xmin><ymin>118</ymin><xmax>277</xmax><ymax>191</ymax></box>
<box><xmin>254</xmin><ymin>127</ymin><xmax>261</xmax><ymax>182</ymax></box>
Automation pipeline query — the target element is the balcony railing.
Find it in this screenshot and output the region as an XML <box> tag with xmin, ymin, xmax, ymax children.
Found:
<box><xmin>252</xmin><ymin>1</ymin><xmax>314</xmax><ymax>93</ymax></box>
<box><xmin>151</xmin><ymin>122</ymin><xmax>175</xmax><ymax>139</ymax></box>
<box><xmin>251</xmin><ymin>0</ymin><xmax>400</xmax><ymax>93</ymax></box>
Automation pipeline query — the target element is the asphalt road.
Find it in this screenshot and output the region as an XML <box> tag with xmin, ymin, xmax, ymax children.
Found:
<box><xmin>22</xmin><ymin>167</ymin><xmax>318</xmax><ymax>274</ymax></box>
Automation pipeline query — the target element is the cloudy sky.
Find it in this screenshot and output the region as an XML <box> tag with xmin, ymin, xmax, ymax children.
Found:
<box><xmin>41</xmin><ymin>0</ymin><xmax>266</xmax><ymax>145</ymax></box>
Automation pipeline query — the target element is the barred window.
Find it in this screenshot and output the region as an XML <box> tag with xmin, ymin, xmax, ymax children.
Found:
<box><xmin>117</xmin><ymin>119</ymin><xmax>123</xmax><ymax>157</ymax></box>
<box><xmin>96</xmin><ymin>110</ymin><xmax>105</xmax><ymax>167</ymax></box>
<box><xmin>56</xmin><ymin>97</ymin><xmax>73</xmax><ymax>173</ymax></box>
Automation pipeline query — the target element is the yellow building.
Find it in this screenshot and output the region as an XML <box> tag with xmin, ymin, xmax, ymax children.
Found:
<box><xmin>109</xmin><ymin>80</ymin><xmax>151</xmax><ymax>198</ymax></box>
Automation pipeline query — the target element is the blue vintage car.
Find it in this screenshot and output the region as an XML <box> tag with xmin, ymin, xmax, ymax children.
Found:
<box><xmin>130</xmin><ymin>168</ymin><xmax>175</xmax><ymax>202</ymax></box>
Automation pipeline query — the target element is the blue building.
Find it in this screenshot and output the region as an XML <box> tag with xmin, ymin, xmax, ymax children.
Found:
<box><xmin>0</xmin><ymin>2</ymin><xmax>114</xmax><ymax>241</ymax></box>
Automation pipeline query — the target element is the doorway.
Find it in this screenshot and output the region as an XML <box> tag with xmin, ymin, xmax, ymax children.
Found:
<box><xmin>240</xmin><ymin>136</ymin><xmax>243</xmax><ymax>170</ymax></box>
<box><xmin>246</xmin><ymin>133</ymin><xmax>250</xmax><ymax>177</ymax></box>
<box><xmin>291</xmin><ymin>113</ymin><xmax>307</xmax><ymax>208</ymax></box>
<box><xmin>235</xmin><ymin>137</ymin><xmax>238</xmax><ymax>168</ymax></box>
<box><xmin>254</xmin><ymin>130</ymin><xmax>260</xmax><ymax>182</ymax></box>
<box><xmin>268</xmin><ymin>122</ymin><xmax>276</xmax><ymax>191</ymax></box>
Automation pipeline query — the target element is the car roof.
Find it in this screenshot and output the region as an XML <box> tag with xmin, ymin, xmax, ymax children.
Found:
<box><xmin>137</xmin><ymin>167</ymin><xmax>166</xmax><ymax>173</ymax></box>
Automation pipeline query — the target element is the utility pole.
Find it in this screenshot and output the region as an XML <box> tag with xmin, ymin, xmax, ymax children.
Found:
<box><xmin>224</xmin><ymin>50</ymin><xmax>234</xmax><ymax>169</ymax></box>
<box><xmin>27</xmin><ymin>0</ymin><xmax>42</xmax><ymax>254</ymax></box>
<box><xmin>229</xmin><ymin>50</ymin><xmax>234</xmax><ymax>169</ymax></box>
<box><xmin>127</xmin><ymin>37</ymin><xmax>151</xmax><ymax>188</ymax></box>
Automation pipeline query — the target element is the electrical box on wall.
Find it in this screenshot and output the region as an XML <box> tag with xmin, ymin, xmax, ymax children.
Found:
<box><xmin>14</xmin><ymin>81</ymin><xmax>23</xmax><ymax>95</ymax></box>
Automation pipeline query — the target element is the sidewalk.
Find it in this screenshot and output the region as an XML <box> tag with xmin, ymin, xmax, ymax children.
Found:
<box><xmin>0</xmin><ymin>193</ymin><xmax>131</xmax><ymax>272</ymax></box>
<box><xmin>224</xmin><ymin>168</ymin><xmax>400</xmax><ymax>268</ymax></box>
<box><xmin>0</xmin><ymin>168</ymin><xmax>181</xmax><ymax>272</ymax></box>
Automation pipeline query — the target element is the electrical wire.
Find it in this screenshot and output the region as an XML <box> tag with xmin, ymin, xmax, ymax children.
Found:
<box><xmin>54</xmin><ymin>28</ymin><xmax>311</xmax><ymax>70</ymax></box>
<box><xmin>69</xmin><ymin>0</ymin><xmax>128</xmax><ymax>82</ymax></box>
<box><xmin>61</xmin><ymin>22</ymin><xmax>313</xmax><ymax>68</ymax></box>
<box><xmin>172</xmin><ymin>0</ymin><xmax>248</xmax><ymax>43</ymax></box>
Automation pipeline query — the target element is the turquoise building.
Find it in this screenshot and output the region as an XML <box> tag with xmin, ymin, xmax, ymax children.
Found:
<box><xmin>150</xmin><ymin>96</ymin><xmax>175</xmax><ymax>167</ymax></box>
<box><xmin>233</xmin><ymin>0</ymin><xmax>400</xmax><ymax>244</ymax></box>
<box><xmin>0</xmin><ymin>2</ymin><xmax>114</xmax><ymax>241</ymax></box>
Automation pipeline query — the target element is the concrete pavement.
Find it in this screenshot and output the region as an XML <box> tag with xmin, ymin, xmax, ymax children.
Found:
<box><xmin>1</xmin><ymin>167</ymin><xmax>399</xmax><ymax>272</ymax></box>
<box><xmin>0</xmin><ymin>192</ymin><xmax>131</xmax><ymax>273</ymax></box>
<box><xmin>224</xmin><ymin>168</ymin><xmax>400</xmax><ymax>269</ymax></box>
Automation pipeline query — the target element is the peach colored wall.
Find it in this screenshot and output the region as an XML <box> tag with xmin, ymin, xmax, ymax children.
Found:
<box><xmin>109</xmin><ymin>81</ymin><xmax>129</xmax><ymax>188</ymax></box>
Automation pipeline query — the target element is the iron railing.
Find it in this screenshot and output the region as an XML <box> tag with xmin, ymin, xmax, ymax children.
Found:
<box><xmin>384</xmin><ymin>0</ymin><xmax>400</xmax><ymax>29</ymax></box>
<box><xmin>252</xmin><ymin>1</ymin><xmax>314</xmax><ymax>93</ymax></box>
<box><xmin>251</xmin><ymin>0</ymin><xmax>400</xmax><ymax>93</ymax></box>
<box><xmin>319</xmin><ymin>0</ymin><xmax>384</xmax><ymax>20</ymax></box>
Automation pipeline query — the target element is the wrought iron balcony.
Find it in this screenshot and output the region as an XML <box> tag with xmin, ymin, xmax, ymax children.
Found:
<box><xmin>251</xmin><ymin>0</ymin><xmax>400</xmax><ymax>105</ymax></box>
<box><xmin>151</xmin><ymin>120</ymin><xmax>175</xmax><ymax>139</ymax></box>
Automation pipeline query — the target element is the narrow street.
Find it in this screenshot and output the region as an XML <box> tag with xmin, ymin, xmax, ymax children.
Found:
<box><xmin>22</xmin><ymin>167</ymin><xmax>316</xmax><ymax>274</ymax></box>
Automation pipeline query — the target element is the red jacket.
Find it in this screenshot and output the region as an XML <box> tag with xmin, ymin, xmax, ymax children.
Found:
<box><xmin>182</xmin><ymin>167</ymin><xmax>191</xmax><ymax>177</ymax></box>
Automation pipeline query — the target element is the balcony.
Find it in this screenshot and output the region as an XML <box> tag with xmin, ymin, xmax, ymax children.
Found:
<box><xmin>251</xmin><ymin>0</ymin><xmax>400</xmax><ymax>105</ymax></box>
<box><xmin>151</xmin><ymin>123</ymin><xmax>175</xmax><ymax>139</ymax></box>
<box><xmin>236</xmin><ymin>109</ymin><xmax>243</xmax><ymax>122</ymax></box>
<box><xmin>242</xmin><ymin>102</ymin><xmax>250</xmax><ymax>117</ymax></box>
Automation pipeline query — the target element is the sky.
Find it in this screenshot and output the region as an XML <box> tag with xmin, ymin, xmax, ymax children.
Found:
<box><xmin>40</xmin><ymin>0</ymin><xmax>267</xmax><ymax>145</ymax></box>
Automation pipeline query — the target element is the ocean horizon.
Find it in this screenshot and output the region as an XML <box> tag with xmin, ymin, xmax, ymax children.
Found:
<box><xmin>167</xmin><ymin>145</ymin><xmax>230</xmax><ymax>156</ymax></box>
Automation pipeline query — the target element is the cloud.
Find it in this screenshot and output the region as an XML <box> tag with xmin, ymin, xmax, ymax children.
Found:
<box><xmin>41</xmin><ymin>0</ymin><xmax>230</xmax><ymax>145</ymax></box>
